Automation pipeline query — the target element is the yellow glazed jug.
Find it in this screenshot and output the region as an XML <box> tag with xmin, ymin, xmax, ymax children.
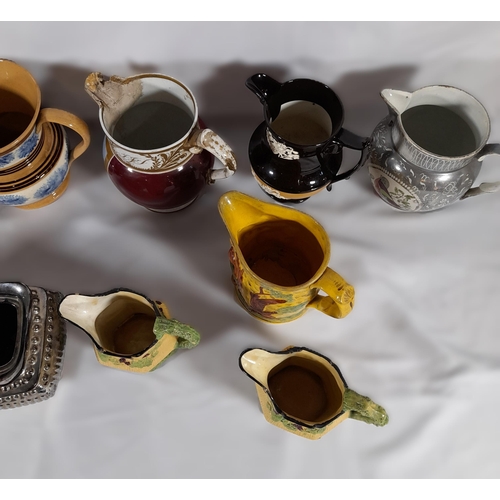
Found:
<box><xmin>59</xmin><ymin>288</ymin><xmax>200</xmax><ymax>373</ymax></box>
<box><xmin>239</xmin><ymin>346</ymin><xmax>389</xmax><ymax>440</ymax></box>
<box><xmin>218</xmin><ymin>191</ymin><xmax>354</xmax><ymax>323</ymax></box>
<box><xmin>0</xmin><ymin>60</ymin><xmax>90</xmax><ymax>208</ymax></box>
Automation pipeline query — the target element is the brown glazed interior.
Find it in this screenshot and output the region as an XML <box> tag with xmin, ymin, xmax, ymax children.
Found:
<box><xmin>0</xmin><ymin>60</ymin><xmax>41</xmax><ymax>152</ymax></box>
<box><xmin>239</xmin><ymin>220</ymin><xmax>324</xmax><ymax>287</ymax></box>
<box><xmin>94</xmin><ymin>296</ymin><xmax>156</xmax><ymax>356</ymax></box>
<box><xmin>267</xmin><ymin>355</ymin><xmax>343</xmax><ymax>424</ymax></box>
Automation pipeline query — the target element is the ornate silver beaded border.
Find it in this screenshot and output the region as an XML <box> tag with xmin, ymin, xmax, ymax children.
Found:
<box><xmin>0</xmin><ymin>287</ymin><xmax>66</xmax><ymax>409</ymax></box>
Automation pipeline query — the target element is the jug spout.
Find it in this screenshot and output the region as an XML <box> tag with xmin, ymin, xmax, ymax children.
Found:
<box><xmin>218</xmin><ymin>191</ymin><xmax>274</xmax><ymax>241</ymax></box>
<box><xmin>218</xmin><ymin>190</ymin><xmax>330</xmax><ymax>258</ymax></box>
<box><xmin>59</xmin><ymin>292</ymin><xmax>121</xmax><ymax>347</ymax></box>
<box><xmin>245</xmin><ymin>73</ymin><xmax>282</xmax><ymax>103</ymax></box>
<box><xmin>84</xmin><ymin>72</ymin><xmax>142</xmax><ymax>111</ymax></box>
<box><xmin>218</xmin><ymin>190</ymin><xmax>325</xmax><ymax>241</ymax></box>
<box><xmin>381</xmin><ymin>88</ymin><xmax>412</xmax><ymax>117</ymax></box>
<box><xmin>59</xmin><ymin>289</ymin><xmax>158</xmax><ymax>351</ymax></box>
<box><xmin>239</xmin><ymin>348</ymin><xmax>290</xmax><ymax>388</ymax></box>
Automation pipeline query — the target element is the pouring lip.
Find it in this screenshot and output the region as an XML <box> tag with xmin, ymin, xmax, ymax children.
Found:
<box><xmin>217</xmin><ymin>191</ymin><xmax>333</xmax><ymax>292</ymax></box>
<box><xmin>238</xmin><ymin>345</ymin><xmax>348</xmax><ymax>430</ymax></box>
<box><xmin>97</xmin><ymin>72</ymin><xmax>200</xmax><ymax>156</ymax></box>
<box><xmin>59</xmin><ymin>287</ymin><xmax>164</xmax><ymax>359</ymax></box>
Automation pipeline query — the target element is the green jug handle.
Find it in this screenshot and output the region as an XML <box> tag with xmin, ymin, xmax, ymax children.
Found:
<box><xmin>153</xmin><ymin>317</ymin><xmax>201</xmax><ymax>350</ymax></box>
<box><xmin>343</xmin><ymin>388</ymin><xmax>389</xmax><ymax>427</ymax></box>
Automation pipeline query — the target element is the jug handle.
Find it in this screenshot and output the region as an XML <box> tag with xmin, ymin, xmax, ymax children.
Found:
<box><xmin>308</xmin><ymin>268</ymin><xmax>355</xmax><ymax>319</ymax></box>
<box><xmin>245</xmin><ymin>74</ymin><xmax>282</xmax><ymax>103</ymax></box>
<box><xmin>317</xmin><ymin>129</ymin><xmax>369</xmax><ymax>186</ymax></box>
<box><xmin>153</xmin><ymin>316</ymin><xmax>201</xmax><ymax>350</ymax></box>
<box><xmin>37</xmin><ymin>108</ymin><xmax>91</xmax><ymax>164</ymax></box>
<box><xmin>462</xmin><ymin>143</ymin><xmax>500</xmax><ymax>199</ymax></box>
<box><xmin>343</xmin><ymin>388</ymin><xmax>389</xmax><ymax>427</ymax></box>
<box><xmin>188</xmin><ymin>128</ymin><xmax>237</xmax><ymax>183</ymax></box>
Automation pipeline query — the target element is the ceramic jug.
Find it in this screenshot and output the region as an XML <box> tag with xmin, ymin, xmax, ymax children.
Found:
<box><xmin>367</xmin><ymin>86</ymin><xmax>500</xmax><ymax>212</ymax></box>
<box><xmin>246</xmin><ymin>73</ymin><xmax>368</xmax><ymax>203</ymax></box>
<box><xmin>85</xmin><ymin>72</ymin><xmax>237</xmax><ymax>212</ymax></box>
<box><xmin>0</xmin><ymin>282</ymin><xmax>66</xmax><ymax>409</ymax></box>
<box><xmin>239</xmin><ymin>346</ymin><xmax>388</xmax><ymax>439</ymax></box>
<box><xmin>218</xmin><ymin>191</ymin><xmax>354</xmax><ymax>323</ymax></box>
<box><xmin>0</xmin><ymin>60</ymin><xmax>90</xmax><ymax>209</ymax></box>
<box><xmin>59</xmin><ymin>288</ymin><xmax>200</xmax><ymax>373</ymax></box>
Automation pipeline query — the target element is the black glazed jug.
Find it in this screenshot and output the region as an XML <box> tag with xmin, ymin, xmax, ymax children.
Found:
<box><xmin>246</xmin><ymin>74</ymin><xmax>368</xmax><ymax>203</ymax></box>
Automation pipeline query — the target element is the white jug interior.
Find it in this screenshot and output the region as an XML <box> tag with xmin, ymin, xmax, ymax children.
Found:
<box><xmin>397</xmin><ymin>86</ymin><xmax>490</xmax><ymax>156</ymax></box>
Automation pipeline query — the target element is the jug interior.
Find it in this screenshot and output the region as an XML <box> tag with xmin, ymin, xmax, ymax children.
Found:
<box><xmin>265</xmin><ymin>79</ymin><xmax>344</xmax><ymax>146</ymax></box>
<box><xmin>0</xmin><ymin>91</ymin><xmax>34</xmax><ymax>149</ymax></box>
<box><xmin>94</xmin><ymin>296</ymin><xmax>156</xmax><ymax>356</ymax></box>
<box><xmin>402</xmin><ymin>104</ymin><xmax>478</xmax><ymax>157</ymax></box>
<box><xmin>106</xmin><ymin>77</ymin><xmax>196</xmax><ymax>151</ymax></box>
<box><xmin>239</xmin><ymin>219</ymin><xmax>324</xmax><ymax>287</ymax></box>
<box><xmin>0</xmin><ymin>302</ymin><xmax>18</xmax><ymax>368</ymax></box>
<box><xmin>397</xmin><ymin>87</ymin><xmax>491</xmax><ymax>157</ymax></box>
<box><xmin>0</xmin><ymin>62</ymin><xmax>39</xmax><ymax>150</ymax></box>
<box><xmin>270</xmin><ymin>100</ymin><xmax>333</xmax><ymax>145</ymax></box>
<box><xmin>268</xmin><ymin>355</ymin><xmax>343</xmax><ymax>424</ymax></box>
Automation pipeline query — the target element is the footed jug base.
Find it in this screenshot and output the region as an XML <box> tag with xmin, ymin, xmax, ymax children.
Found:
<box><xmin>251</xmin><ymin>167</ymin><xmax>326</xmax><ymax>204</ymax></box>
<box><xmin>147</xmin><ymin>196</ymin><xmax>198</xmax><ymax>213</ymax></box>
<box><xmin>263</xmin><ymin>188</ymin><xmax>307</xmax><ymax>204</ymax></box>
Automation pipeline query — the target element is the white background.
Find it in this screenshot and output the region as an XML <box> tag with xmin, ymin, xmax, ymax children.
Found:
<box><xmin>0</xmin><ymin>21</ymin><xmax>500</xmax><ymax>479</ymax></box>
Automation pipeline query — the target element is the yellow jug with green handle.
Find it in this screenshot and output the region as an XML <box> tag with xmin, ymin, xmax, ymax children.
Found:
<box><xmin>239</xmin><ymin>346</ymin><xmax>388</xmax><ymax>440</ymax></box>
<box><xmin>59</xmin><ymin>288</ymin><xmax>200</xmax><ymax>373</ymax></box>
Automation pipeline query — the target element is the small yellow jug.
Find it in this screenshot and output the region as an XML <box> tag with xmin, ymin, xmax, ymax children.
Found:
<box><xmin>59</xmin><ymin>288</ymin><xmax>200</xmax><ymax>373</ymax></box>
<box><xmin>239</xmin><ymin>346</ymin><xmax>389</xmax><ymax>439</ymax></box>
<box><xmin>218</xmin><ymin>191</ymin><xmax>354</xmax><ymax>323</ymax></box>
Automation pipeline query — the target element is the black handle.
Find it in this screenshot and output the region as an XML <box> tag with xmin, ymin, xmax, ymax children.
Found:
<box><xmin>245</xmin><ymin>73</ymin><xmax>282</xmax><ymax>103</ymax></box>
<box><xmin>336</xmin><ymin>128</ymin><xmax>367</xmax><ymax>151</ymax></box>
<box><xmin>317</xmin><ymin>129</ymin><xmax>369</xmax><ymax>185</ymax></box>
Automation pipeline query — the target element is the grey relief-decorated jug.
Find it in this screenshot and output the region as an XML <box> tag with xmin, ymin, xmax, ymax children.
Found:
<box><xmin>367</xmin><ymin>85</ymin><xmax>500</xmax><ymax>212</ymax></box>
